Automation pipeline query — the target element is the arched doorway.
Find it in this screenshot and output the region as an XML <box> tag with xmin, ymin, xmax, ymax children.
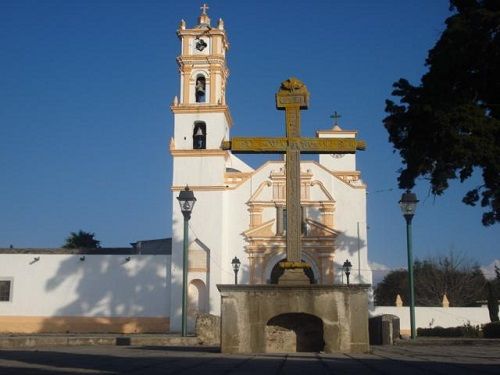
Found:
<box><xmin>265</xmin><ymin>313</ymin><xmax>325</xmax><ymax>352</ymax></box>
<box><xmin>187</xmin><ymin>279</ymin><xmax>208</xmax><ymax>332</ymax></box>
<box><xmin>269</xmin><ymin>259</ymin><xmax>316</xmax><ymax>284</ymax></box>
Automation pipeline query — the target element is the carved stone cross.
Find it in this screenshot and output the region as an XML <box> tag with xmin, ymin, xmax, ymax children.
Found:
<box><xmin>200</xmin><ymin>3</ymin><xmax>209</xmax><ymax>14</ymax></box>
<box><xmin>222</xmin><ymin>78</ymin><xmax>365</xmax><ymax>283</ymax></box>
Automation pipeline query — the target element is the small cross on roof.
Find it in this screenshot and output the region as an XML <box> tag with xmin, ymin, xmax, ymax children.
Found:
<box><xmin>330</xmin><ymin>111</ymin><xmax>341</xmax><ymax>126</ymax></box>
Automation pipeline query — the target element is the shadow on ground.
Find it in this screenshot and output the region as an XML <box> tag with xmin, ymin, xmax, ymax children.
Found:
<box><xmin>0</xmin><ymin>346</ymin><xmax>499</xmax><ymax>374</ymax></box>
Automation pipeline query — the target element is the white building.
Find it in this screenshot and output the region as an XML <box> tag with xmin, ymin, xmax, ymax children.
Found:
<box><xmin>169</xmin><ymin>7</ymin><xmax>372</xmax><ymax>332</ymax></box>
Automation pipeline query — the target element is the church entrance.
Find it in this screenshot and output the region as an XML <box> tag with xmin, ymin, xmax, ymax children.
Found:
<box><xmin>269</xmin><ymin>259</ymin><xmax>316</xmax><ymax>284</ymax></box>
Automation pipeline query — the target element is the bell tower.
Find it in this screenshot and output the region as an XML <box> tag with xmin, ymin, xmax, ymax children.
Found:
<box><xmin>171</xmin><ymin>3</ymin><xmax>231</xmax><ymax>153</ymax></box>
<box><xmin>169</xmin><ymin>4</ymin><xmax>233</xmax><ymax>332</ymax></box>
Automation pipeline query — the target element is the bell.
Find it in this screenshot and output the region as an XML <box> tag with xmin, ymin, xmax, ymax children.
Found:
<box><xmin>196</xmin><ymin>85</ymin><xmax>205</xmax><ymax>95</ymax></box>
<box><xmin>195</xmin><ymin>127</ymin><xmax>204</xmax><ymax>136</ymax></box>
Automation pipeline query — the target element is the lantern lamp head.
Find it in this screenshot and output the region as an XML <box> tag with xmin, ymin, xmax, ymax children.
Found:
<box><xmin>399</xmin><ymin>190</ymin><xmax>418</xmax><ymax>222</ymax></box>
<box><xmin>177</xmin><ymin>185</ymin><xmax>197</xmax><ymax>219</ymax></box>
<box><xmin>231</xmin><ymin>256</ymin><xmax>241</xmax><ymax>273</ymax></box>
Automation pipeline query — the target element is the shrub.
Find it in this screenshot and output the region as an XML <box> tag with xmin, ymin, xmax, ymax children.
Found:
<box><xmin>483</xmin><ymin>322</ymin><xmax>500</xmax><ymax>338</ymax></box>
<box><xmin>417</xmin><ymin>323</ymin><xmax>480</xmax><ymax>338</ymax></box>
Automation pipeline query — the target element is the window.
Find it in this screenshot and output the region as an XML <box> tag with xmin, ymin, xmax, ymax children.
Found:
<box><xmin>193</xmin><ymin>122</ymin><xmax>206</xmax><ymax>149</ymax></box>
<box><xmin>0</xmin><ymin>280</ymin><xmax>12</xmax><ymax>302</ymax></box>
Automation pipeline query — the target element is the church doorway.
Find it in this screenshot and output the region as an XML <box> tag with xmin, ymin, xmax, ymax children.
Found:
<box><xmin>269</xmin><ymin>259</ymin><xmax>316</xmax><ymax>284</ymax></box>
<box><xmin>265</xmin><ymin>313</ymin><xmax>325</xmax><ymax>352</ymax></box>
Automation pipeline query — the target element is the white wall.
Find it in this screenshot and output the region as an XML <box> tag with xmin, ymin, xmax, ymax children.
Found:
<box><xmin>371</xmin><ymin>306</ymin><xmax>491</xmax><ymax>332</ymax></box>
<box><xmin>0</xmin><ymin>254</ymin><xmax>170</xmax><ymax>317</ymax></box>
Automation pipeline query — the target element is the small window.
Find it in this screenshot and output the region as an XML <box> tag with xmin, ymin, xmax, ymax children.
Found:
<box><xmin>0</xmin><ymin>280</ymin><xmax>12</xmax><ymax>302</ymax></box>
<box><xmin>195</xmin><ymin>76</ymin><xmax>206</xmax><ymax>103</ymax></box>
<box><xmin>193</xmin><ymin>122</ymin><xmax>206</xmax><ymax>149</ymax></box>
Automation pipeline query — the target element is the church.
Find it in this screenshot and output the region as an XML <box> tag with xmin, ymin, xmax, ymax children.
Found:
<box><xmin>169</xmin><ymin>6</ymin><xmax>372</xmax><ymax>332</ymax></box>
<box><xmin>0</xmin><ymin>5</ymin><xmax>371</xmax><ymax>335</ymax></box>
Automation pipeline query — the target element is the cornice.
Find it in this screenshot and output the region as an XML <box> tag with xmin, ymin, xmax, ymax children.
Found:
<box><xmin>171</xmin><ymin>185</ymin><xmax>228</xmax><ymax>192</ymax></box>
<box><xmin>171</xmin><ymin>104</ymin><xmax>233</xmax><ymax>127</ymax></box>
<box><xmin>170</xmin><ymin>149</ymin><xmax>229</xmax><ymax>157</ymax></box>
<box><xmin>316</xmin><ymin>129</ymin><xmax>358</xmax><ymax>136</ymax></box>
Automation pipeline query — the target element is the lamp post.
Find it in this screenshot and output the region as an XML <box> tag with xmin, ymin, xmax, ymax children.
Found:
<box><xmin>342</xmin><ymin>259</ymin><xmax>352</xmax><ymax>286</ymax></box>
<box><xmin>231</xmin><ymin>256</ymin><xmax>241</xmax><ymax>285</ymax></box>
<box><xmin>399</xmin><ymin>190</ymin><xmax>418</xmax><ymax>340</ymax></box>
<box><xmin>177</xmin><ymin>185</ymin><xmax>196</xmax><ymax>337</ymax></box>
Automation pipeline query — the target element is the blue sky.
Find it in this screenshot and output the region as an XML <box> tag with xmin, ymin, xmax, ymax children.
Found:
<box><xmin>1</xmin><ymin>0</ymin><xmax>498</xmax><ymax>276</ymax></box>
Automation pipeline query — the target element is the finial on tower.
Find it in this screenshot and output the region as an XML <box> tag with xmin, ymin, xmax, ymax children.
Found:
<box><xmin>198</xmin><ymin>4</ymin><xmax>211</xmax><ymax>27</ymax></box>
<box><xmin>330</xmin><ymin>111</ymin><xmax>342</xmax><ymax>130</ymax></box>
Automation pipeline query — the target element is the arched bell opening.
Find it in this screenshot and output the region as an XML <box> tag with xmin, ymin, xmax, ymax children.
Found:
<box><xmin>269</xmin><ymin>259</ymin><xmax>316</xmax><ymax>284</ymax></box>
<box><xmin>193</xmin><ymin>121</ymin><xmax>206</xmax><ymax>149</ymax></box>
<box><xmin>265</xmin><ymin>313</ymin><xmax>325</xmax><ymax>352</ymax></box>
<box><xmin>195</xmin><ymin>75</ymin><xmax>206</xmax><ymax>103</ymax></box>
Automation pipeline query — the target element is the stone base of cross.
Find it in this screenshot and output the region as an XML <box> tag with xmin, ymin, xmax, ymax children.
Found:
<box><xmin>222</xmin><ymin>78</ymin><xmax>365</xmax><ymax>285</ymax></box>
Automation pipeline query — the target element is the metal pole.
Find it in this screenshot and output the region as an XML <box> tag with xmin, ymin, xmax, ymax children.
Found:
<box><xmin>181</xmin><ymin>215</ymin><xmax>189</xmax><ymax>337</ymax></box>
<box><xmin>405</xmin><ymin>216</ymin><xmax>416</xmax><ymax>339</ymax></box>
<box><xmin>234</xmin><ymin>270</ymin><xmax>238</xmax><ymax>285</ymax></box>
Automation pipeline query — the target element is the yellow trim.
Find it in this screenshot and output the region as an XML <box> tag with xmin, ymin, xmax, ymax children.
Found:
<box><xmin>170</xmin><ymin>149</ymin><xmax>229</xmax><ymax>157</ymax></box>
<box><xmin>172</xmin><ymin>185</ymin><xmax>227</xmax><ymax>191</ymax></box>
<box><xmin>182</xmin><ymin>37</ymin><xmax>190</xmax><ymax>55</ymax></box>
<box><xmin>0</xmin><ymin>316</ymin><xmax>169</xmax><ymax>334</ymax></box>
<box><xmin>209</xmin><ymin>66</ymin><xmax>216</xmax><ymax>104</ymax></box>
<box><xmin>189</xmin><ymin>267</ymin><xmax>208</xmax><ymax>272</ymax></box>
<box><xmin>171</xmin><ymin>104</ymin><xmax>233</xmax><ymax>127</ymax></box>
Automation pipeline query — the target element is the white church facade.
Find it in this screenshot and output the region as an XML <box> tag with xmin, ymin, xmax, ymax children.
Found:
<box><xmin>168</xmin><ymin>7</ymin><xmax>372</xmax><ymax>332</ymax></box>
<box><xmin>0</xmin><ymin>6</ymin><xmax>371</xmax><ymax>334</ymax></box>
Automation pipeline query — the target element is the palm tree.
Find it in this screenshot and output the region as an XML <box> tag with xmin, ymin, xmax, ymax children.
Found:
<box><xmin>62</xmin><ymin>230</ymin><xmax>101</xmax><ymax>249</ymax></box>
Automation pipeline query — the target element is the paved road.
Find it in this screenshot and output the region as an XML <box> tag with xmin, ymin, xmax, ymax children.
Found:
<box><xmin>0</xmin><ymin>344</ymin><xmax>499</xmax><ymax>374</ymax></box>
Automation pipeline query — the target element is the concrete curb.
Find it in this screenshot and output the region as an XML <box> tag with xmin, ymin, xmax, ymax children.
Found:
<box><xmin>0</xmin><ymin>334</ymin><xmax>210</xmax><ymax>349</ymax></box>
<box><xmin>394</xmin><ymin>337</ymin><xmax>500</xmax><ymax>346</ymax></box>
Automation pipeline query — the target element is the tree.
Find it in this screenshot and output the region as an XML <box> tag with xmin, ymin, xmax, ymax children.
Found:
<box><xmin>373</xmin><ymin>269</ymin><xmax>408</xmax><ymax>306</ymax></box>
<box><xmin>383</xmin><ymin>0</ymin><xmax>500</xmax><ymax>226</ymax></box>
<box><xmin>62</xmin><ymin>230</ymin><xmax>101</xmax><ymax>249</ymax></box>
<box><xmin>487</xmin><ymin>265</ymin><xmax>500</xmax><ymax>322</ymax></box>
<box><xmin>486</xmin><ymin>281</ymin><xmax>499</xmax><ymax>322</ymax></box>
<box><xmin>374</xmin><ymin>253</ymin><xmax>487</xmax><ymax>306</ymax></box>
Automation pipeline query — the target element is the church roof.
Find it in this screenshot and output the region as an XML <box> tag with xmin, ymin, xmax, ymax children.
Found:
<box><xmin>0</xmin><ymin>238</ymin><xmax>172</xmax><ymax>255</ymax></box>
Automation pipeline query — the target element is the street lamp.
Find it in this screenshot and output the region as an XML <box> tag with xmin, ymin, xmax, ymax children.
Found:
<box><xmin>231</xmin><ymin>256</ymin><xmax>241</xmax><ymax>285</ymax></box>
<box><xmin>342</xmin><ymin>259</ymin><xmax>352</xmax><ymax>286</ymax></box>
<box><xmin>399</xmin><ymin>190</ymin><xmax>418</xmax><ymax>340</ymax></box>
<box><xmin>177</xmin><ymin>185</ymin><xmax>196</xmax><ymax>337</ymax></box>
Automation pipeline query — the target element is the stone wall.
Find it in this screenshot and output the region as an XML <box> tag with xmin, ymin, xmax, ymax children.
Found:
<box><xmin>218</xmin><ymin>284</ymin><xmax>370</xmax><ymax>354</ymax></box>
<box><xmin>371</xmin><ymin>306</ymin><xmax>491</xmax><ymax>335</ymax></box>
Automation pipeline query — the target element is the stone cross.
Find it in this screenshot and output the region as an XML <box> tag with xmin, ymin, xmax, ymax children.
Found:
<box><xmin>222</xmin><ymin>78</ymin><xmax>365</xmax><ymax>279</ymax></box>
<box><xmin>200</xmin><ymin>3</ymin><xmax>209</xmax><ymax>14</ymax></box>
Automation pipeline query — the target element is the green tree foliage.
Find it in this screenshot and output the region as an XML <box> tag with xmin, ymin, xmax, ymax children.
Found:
<box><xmin>487</xmin><ymin>265</ymin><xmax>500</xmax><ymax>322</ymax></box>
<box><xmin>62</xmin><ymin>230</ymin><xmax>101</xmax><ymax>249</ymax></box>
<box><xmin>383</xmin><ymin>0</ymin><xmax>500</xmax><ymax>226</ymax></box>
<box><xmin>375</xmin><ymin>253</ymin><xmax>487</xmax><ymax>306</ymax></box>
